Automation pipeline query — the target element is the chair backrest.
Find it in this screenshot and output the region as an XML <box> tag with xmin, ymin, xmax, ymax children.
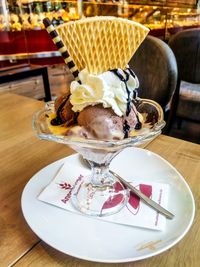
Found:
<box><xmin>168</xmin><ymin>28</ymin><xmax>200</xmax><ymax>84</ymax></box>
<box><xmin>129</xmin><ymin>35</ymin><xmax>178</xmax><ymax>109</ymax></box>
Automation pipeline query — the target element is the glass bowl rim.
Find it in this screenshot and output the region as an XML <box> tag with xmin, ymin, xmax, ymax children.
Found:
<box><xmin>33</xmin><ymin>102</ymin><xmax>166</xmax><ymax>150</ymax></box>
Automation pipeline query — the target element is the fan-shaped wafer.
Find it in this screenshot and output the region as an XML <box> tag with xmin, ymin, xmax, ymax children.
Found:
<box><xmin>56</xmin><ymin>16</ymin><xmax>149</xmax><ymax>74</ymax></box>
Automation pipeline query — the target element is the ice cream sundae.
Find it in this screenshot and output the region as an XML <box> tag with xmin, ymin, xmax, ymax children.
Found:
<box><xmin>33</xmin><ymin>16</ymin><xmax>165</xmax><ymax>217</ymax></box>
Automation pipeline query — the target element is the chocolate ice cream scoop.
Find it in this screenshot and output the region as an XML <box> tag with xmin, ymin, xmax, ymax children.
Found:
<box><xmin>51</xmin><ymin>93</ymin><xmax>77</xmax><ymax>126</ymax></box>
<box><xmin>135</xmin><ymin>98</ymin><xmax>163</xmax><ymax>127</ymax></box>
<box><xmin>77</xmin><ymin>104</ymin><xmax>139</xmax><ymax>140</ymax></box>
<box><xmin>77</xmin><ymin>104</ymin><xmax>123</xmax><ymax>140</ymax></box>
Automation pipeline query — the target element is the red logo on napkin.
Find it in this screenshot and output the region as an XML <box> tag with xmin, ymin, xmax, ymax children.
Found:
<box><xmin>128</xmin><ymin>184</ymin><xmax>152</xmax><ymax>215</ymax></box>
<box><xmin>102</xmin><ymin>182</ymin><xmax>152</xmax><ymax>213</ymax></box>
<box><xmin>102</xmin><ymin>182</ymin><xmax>124</xmax><ymax>210</ymax></box>
<box><xmin>59</xmin><ymin>182</ymin><xmax>72</xmax><ymax>190</ymax></box>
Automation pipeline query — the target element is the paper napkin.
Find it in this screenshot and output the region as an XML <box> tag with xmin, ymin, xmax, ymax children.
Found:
<box><xmin>38</xmin><ymin>161</ymin><xmax>169</xmax><ymax>231</ymax></box>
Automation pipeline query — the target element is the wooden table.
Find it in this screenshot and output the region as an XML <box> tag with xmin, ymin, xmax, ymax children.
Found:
<box><xmin>1</xmin><ymin>93</ymin><xmax>200</xmax><ymax>267</ymax></box>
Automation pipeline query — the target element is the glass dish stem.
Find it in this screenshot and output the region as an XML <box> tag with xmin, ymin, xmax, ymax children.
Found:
<box><xmin>89</xmin><ymin>161</ymin><xmax>114</xmax><ymax>186</ymax></box>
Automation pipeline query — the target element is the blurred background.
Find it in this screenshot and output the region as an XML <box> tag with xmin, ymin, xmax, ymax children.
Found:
<box><xmin>0</xmin><ymin>0</ymin><xmax>200</xmax><ymax>143</ymax></box>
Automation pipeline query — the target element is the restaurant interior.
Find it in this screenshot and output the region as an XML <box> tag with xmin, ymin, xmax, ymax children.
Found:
<box><xmin>0</xmin><ymin>1</ymin><xmax>200</xmax><ymax>266</ymax></box>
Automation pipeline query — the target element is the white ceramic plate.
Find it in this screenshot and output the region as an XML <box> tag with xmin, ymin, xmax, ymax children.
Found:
<box><xmin>21</xmin><ymin>147</ymin><xmax>195</xmax><ymax>263</ymax></box>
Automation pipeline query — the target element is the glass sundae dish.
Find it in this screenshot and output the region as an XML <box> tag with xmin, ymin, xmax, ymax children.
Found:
<box><xmin>33</xmin><ymin>16</ymin><xmax>165</xmax><ymax>217</ymax></box>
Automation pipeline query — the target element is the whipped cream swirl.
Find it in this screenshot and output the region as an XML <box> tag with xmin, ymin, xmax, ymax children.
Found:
<box><xmin>70</xmin><ymin>68</ymin><xmax>139</xmax><ymax>117</ymax></box>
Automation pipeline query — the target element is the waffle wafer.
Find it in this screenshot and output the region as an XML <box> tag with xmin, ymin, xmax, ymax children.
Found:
<box><xmin>56</xmin><ymin>16</ymin><xmax>149</xmax><ymax>74</ymax></box>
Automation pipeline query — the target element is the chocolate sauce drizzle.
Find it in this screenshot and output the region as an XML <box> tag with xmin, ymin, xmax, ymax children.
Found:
<box><xmin>51</xmin><ymin>94</ymin><xmax>70</xmax><ymax>126</ymax></box>
<box><xmin>135</xmin><ymin>114</ymin><xmax>142</xmax><ymax>130</ymax></box>
<box><xmin>127</xmin><ymin>68</ymin><xmax>138</xmax><ymax>99</ymax></box>
<box><xmin>110</xmin><ymin>68</ymin><xmax>140</xmax><ymax>137</ymax></box>
<box><xmin>110</xmin><ymin>69</ymin><xmax>132</xmax><ymax>116</ymax></box>
<box><xmin>123</xmin><ymin>120</ymin><xmax>130</xmax><ymax>138</ymax></box>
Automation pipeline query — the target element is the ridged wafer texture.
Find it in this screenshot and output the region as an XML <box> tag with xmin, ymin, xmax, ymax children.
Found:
<box><xmin>56</xmin><ymin>16</ymin><xmax>149</xmax><ymax>74</ymax></box>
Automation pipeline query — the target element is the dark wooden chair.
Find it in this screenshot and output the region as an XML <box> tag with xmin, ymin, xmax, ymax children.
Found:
<box><xmin>129</xmin><ymin>35</ymin><xmax>178</xmax><ymax>134</ymax></box>
<box><xmin>0</xmin><ymin>64</ymin><xmax>52</xmax><ymax>101</ymax></box>
<box><xmin>168</xmin><ymin>28</ymin><xmax>200</xmax><ymax>128</ymax></box>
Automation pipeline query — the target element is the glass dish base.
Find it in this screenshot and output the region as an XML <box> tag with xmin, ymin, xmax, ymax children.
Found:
<box><xmin>71</xmin><ymin>173</ymin><xmax>129</xmax><ymax>216</ymax></box>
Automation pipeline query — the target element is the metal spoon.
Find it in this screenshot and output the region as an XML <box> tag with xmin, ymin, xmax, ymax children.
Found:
<box><xmin>110</xmin><ymin>170</ymin><xmax>174</xmax><ymax>220</ymax></box>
